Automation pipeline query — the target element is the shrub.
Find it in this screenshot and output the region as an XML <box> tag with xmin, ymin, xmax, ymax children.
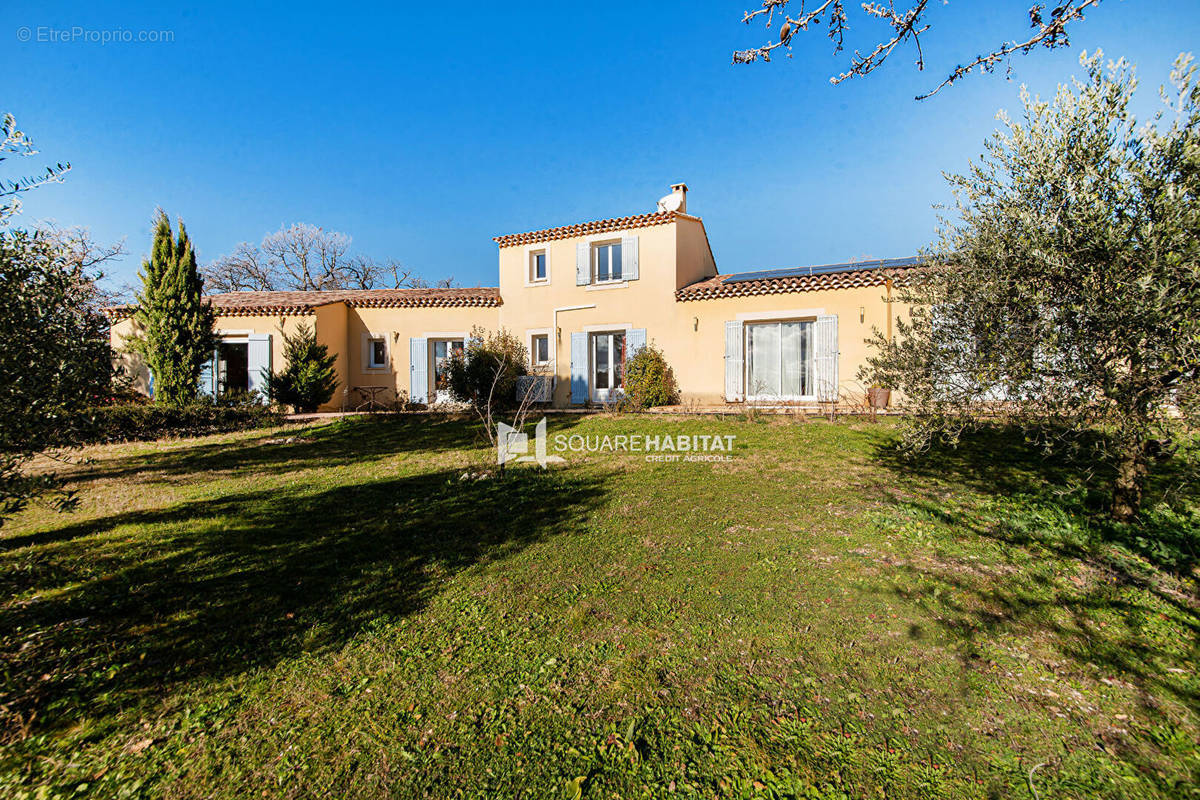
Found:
<box><xmin>446</xmin><ymin>327</ymin><xmax>528</xmax><ymax>414</ymax></box>
<box><xmin>262</xmin><ymin>322</ymin><xmax>339</xmax><ymax>413</ymax></box>
<box><xmin>1</xmin><ymin>229</ymin><xmax>112</xmax><ymax>524</ymax></box>
<box><xmin>84</xmin><ymin>399</ymin><xmax>281</xmax><ymax>443</ymax></box>
<box><xmin>624</xmin><ymin>343</ymin><xmax>679</xmax><ymax>408</ymax></box>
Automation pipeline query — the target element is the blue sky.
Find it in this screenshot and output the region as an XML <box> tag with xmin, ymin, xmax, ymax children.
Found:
<box><xmin>3</xmin><ymin>1</ymin><xmax>1195</xmax><ymax>290</ymax></box>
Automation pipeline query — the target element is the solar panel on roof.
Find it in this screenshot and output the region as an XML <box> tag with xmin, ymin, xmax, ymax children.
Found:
<box><xmin>723</xmin><ymin>256</ymin><xmax>924</xmax><ymax>284</ymax></box>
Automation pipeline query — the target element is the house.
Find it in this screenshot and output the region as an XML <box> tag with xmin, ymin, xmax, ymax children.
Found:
<box><xmin>108</xmin><ymin>184</ymin><xmax>916</xmax><ymax>410</ymax></box>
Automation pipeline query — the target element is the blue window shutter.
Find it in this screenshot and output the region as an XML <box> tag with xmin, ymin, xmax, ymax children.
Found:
<box><xmin>409</xmin><ymin>337</ymin><xmax>428</xmax><ymax>403</ymax></box>
<box><xmin>813</xmin><ymin>314</ymin><xmax>839</xmax><ymax>403</ymax></box>
<box><xmin>576</xmin><ymin>242</ymin><xmax>589</xmax><ymax>285</ymax></box>
<box><xmin>621</xmin><ymin>235</ymin><xmax>639</xmax><ymax>281</ymax></box>
<box><xmin>627</xmin><ymin>328</ymin><xmax>647</xmax><ymax>359</ymax></box>
<box><xmin>197</xmin><ymin>350</ymin><xmax>216</xmax><ymax>397</ymax></box>
<box><xmin>570</xmin><ymin>332</ymin><xmax>588</xmax><ymax>404</ymax></box>
<box><xmin>724</xmin><ymin>321</ymin><xmax>743</xmax><ymax>401</ymax></box>
<box><xmin>247</xmin><ymin>334</ymin><xmax>272</xmax><ymax>401</ymax></box>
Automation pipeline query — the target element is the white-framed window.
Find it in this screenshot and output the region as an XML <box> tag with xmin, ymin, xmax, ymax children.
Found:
<box><xmin>366</xmin><ymin>335</ymin><xmax>388</xmax><ymax>369</ymax></box>
<box><xmin>592</xmin><ymin>241</ymin><xmax>623</xmax><ymax>283</ymax></box>
<box><xmin>529</xmin><ymin>249</ymin><xmax>548</xmax><ymax>283</ymax></box>
<box><xmin>591</xmin><ymin>330</ymin><xmax>626</xmax><ymax>401</ymax></box>
<box><xmin>745</xmin><ymin>320</ymin><xmax>814</xmax><ymax>401</ymax></box>
<box><xmin>531</xmin><ymin>334</ymin><xmax>550</xmax><ymax>366</ymax></box>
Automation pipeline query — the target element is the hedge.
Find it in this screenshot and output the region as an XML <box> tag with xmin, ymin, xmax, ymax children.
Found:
<box><xmin>82</xmin><ymin>401</ymin><xmax>283</xmax><ymax>444</ymax></box>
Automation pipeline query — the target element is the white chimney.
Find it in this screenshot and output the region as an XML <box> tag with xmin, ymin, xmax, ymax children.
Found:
<box><xmin>656</xmin><ymin>182</ymin><xmax>688</xmax><ymax>214</ymax></box>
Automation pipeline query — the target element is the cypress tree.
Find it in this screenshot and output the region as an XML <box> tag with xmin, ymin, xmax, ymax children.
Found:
<box><xmin>130</xmin><ymin>210</ymin><xmax>216</xmax><ymax>406</ymax></box>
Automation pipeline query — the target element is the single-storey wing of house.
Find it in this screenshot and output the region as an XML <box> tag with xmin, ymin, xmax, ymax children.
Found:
<box><xmin>108</xmin><ymin>184</ymin><xmax>916</xmax><ymax>410</ymax></box>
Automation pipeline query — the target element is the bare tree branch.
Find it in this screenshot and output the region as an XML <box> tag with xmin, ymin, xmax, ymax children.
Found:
<box><xmin>733</xmin><ymin>0</ymin><xmax>1105</xmax><ymax>99</ymax></box>
<box><xmin>41</xmin><ymin>224</ymin><xmax>126</xmax><ymax>271</ymax></box>
<box><xmin>203</xmin><ymin>241</ymin><xmax>275</xmax><ymax>292</ymax></box>
<box><xmin>39</xmin><ymin>223</ymin><xmax>131</xmax><ymax>308</ymax></box>
<box><xmin>261</xmin><ymin>223</ymin><xmax>351</xmax><ymax>291</ymax></box>
<box><xmin>203</xmin><ymin>224</ymin><xmax>456</xmax><ymax>292</ymax></box>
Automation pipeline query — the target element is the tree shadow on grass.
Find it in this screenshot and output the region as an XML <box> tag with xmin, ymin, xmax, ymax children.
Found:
<box><xmin>71</xmin><ymin>415</ymin><xmax>595</xmax><ymax>488</ymax></box>
<box><xmin>869</xmin><ymin>426</ymin><xmax>1200</xmax><ymax>792</ymax></box>
<box><xmin>71</xmin><ymin>415</ymin><xmax>488</xmax><ymax>484</ymax></box>
<box><xmin>0</xmin><ymin>465</ymin><xmax>609</xmax><ymax>740</ymax></box>
<box><xmin>874</xmin><ymin>425</ymin><xmax>1200</xmax><ymax>577</ymax></box>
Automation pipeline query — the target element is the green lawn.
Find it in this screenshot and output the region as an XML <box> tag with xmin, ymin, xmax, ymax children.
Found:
<box><xmin>1</xmin><ymin>415</ymin><xmax>1197</xmax><ymax>799</ymax></box>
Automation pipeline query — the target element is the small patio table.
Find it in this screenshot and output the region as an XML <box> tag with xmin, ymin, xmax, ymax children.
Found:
<box><xmin>354</xmin><ymin>385</ymin><xmax>389</xmax><ymax>412</ymax></box>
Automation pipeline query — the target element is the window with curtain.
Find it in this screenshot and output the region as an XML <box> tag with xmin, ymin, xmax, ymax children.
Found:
<box><xmin>746</xmin><ymin>321</ymin><xmax>813</xmax><ymax>400</ymax></box>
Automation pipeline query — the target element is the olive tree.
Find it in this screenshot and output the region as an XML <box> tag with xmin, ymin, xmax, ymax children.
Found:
<box><xmin>0</xmin><ymin>230</ymin><xmax>111</xmax><ymax>524</ymax></box>
<box><xmin>734</xmin><ymin>1</ymin><xmax>1105</xmax><ymax>99</ymax></box>
<box><xmin>1</xmin><ymin>112</ymin><xmax>70</xmax><ymax>223</ymax></box>
<box><xmin>863</xmin><ymin>52</ymin><xmax>1200</xmax><ymax>521</ymax></box>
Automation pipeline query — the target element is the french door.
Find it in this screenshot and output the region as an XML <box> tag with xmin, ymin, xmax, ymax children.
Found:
<box><xmin>591</xmin><ymin>331</ymin><xmax>626</xmax><ymax>402</ymax></box>
<box><xmin>216</xmin><ymin>341</ymin><xmax>249</xmax><ymax>394</ymax></box>
<box><xmin>746</xmin><ymin>321</ymin><xmax>814</xmax><ymax>401</ymax></box>
<box><xmin>432</xmin><ymin>340</ymin><xmax>464</xmax><ymax>403</ymax></box>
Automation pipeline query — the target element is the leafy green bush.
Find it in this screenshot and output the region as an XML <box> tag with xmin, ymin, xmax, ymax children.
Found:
<box><xmin>262</xmin><ymin>322</ymin><xmax>339</xmax><ymax>412</ymax></box>
<box><xmin>1</xmin><ymin>229</ymin><xmax>112</xmax><ymax>524</ymax></box>
<box><xmin>84</xmin><ymin>400</ymin><xmax>281</xmax><ymax>443</ymax></box>
<box><xmin>446</xmin><ymin>326</ymin><xmax>528</xmax><ymax>414</ymax></box>
<box><xmin>624</xmin><ymin>343</ymin><xmax>679</xmax><ymax>409</ymax></box>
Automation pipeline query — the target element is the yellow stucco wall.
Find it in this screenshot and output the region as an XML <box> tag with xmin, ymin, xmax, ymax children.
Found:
<box><xmin>343</xmin><ymin>305</ymin><xmax>500</xmax><ymax>405</ymax></box>
<box><xmin>495</xmin><ymin>216</ymin><xmax>899</xmax><ymax>408</ymax></box>
<box><xmin>109</xmin><ymin>212</ymin><xmax>904</xmax><ymax>411</ymax></box>
<box><xmin>109</xmin><ymin>305</ymin><xmax>502</xmax><ymax>411</ymax></box>
<box><xmin>674</xmin><ymin>215</ymin><xmax>718</xmax><ymax>290</ymax></box>
<box><xmin>312</xmin><ymin>302</ymin><xmax>348</xmax><ymax>405</ymax></box>
<box><xmin>109</xmin><ymin>312</ymin><xmax>318</xmax><ymax>398</ymax></box>
<box><xmin>496</xmin><ymin>219</ymin><xmax>686</xmax><ymax>406</ymax></box>
<box><xmin>671</xmin><ymin>284</ymin><xmax>897</xmax><ymax>406</ymax></box>
<box><xmin>109</xmin><ymin>316</ymin><xmax>150</xmax><ymax>394</ymax></box>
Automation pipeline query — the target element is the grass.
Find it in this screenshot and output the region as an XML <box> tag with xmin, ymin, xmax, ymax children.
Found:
<box><xmin>0</xmin><ymin>414</ymin><xmax>1197</xmax><ymax>799</ymax></box>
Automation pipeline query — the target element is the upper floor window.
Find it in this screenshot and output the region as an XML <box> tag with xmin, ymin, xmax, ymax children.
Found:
<box><xmin>593</xmin><ymin>241</ymin><xmax>622</xmax><ymax>283</ymax></box>
<box><xmin>529</xmin><ymin>249</ymin><xmax>548</xmax><ymax>283</ymax></box>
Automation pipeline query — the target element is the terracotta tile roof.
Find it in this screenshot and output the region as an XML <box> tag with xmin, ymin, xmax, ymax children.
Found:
<box><xmin>103</xmin><ymin>287</ymin><xmax>501</xmax><ymax>320</ymax></box>
<box><xmin>208</xmin><ymin>288</ymin><xmax>501</xmax><ymax>315</ymax></box>
<box><xmin>338</xmin><ymin>287</ymin><xmax>502</xmax><ymax>309</ymax></box>
<box><xmin>102</xmin><ymin>305</ymin><xmax>135</xmax><ymax>322</ymax></box>
<box><xmin>493</xmin><ymin>211</ymin><xmax>679</xmax><ymax>248</ymax></box>
<box><xmin>675</xmin><ymin>257</ymin><xmax>924</xmax><ymax>302</ymax></box>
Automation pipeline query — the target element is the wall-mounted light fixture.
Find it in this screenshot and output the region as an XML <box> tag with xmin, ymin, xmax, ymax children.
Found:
<box><xmin>859</xmin><ymin>306</ymin><xmax>865</xmax><ymax>323</ymax></box>
<box><xmin>693</xmin><ymin>316</ymin><xmax>699</xmax><ymax>331</ymax></box>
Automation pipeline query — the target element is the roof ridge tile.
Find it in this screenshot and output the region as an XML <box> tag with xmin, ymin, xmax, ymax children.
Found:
<box><xmin>494</xmin><ymin>210</ymin><xmax>677</xmax><ymax>248</ymax></box>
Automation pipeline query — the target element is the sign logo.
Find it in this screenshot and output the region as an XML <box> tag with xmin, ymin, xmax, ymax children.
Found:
<box><xmin>497</xmin><ymin>417</ymin><xmax>565</xmax><ymax>467</ymax></box>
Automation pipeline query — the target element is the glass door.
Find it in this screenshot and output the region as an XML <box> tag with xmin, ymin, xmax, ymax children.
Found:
<box><xmin>432</xmin><ymin>340</ymin><xmax>464</xmax><ymax>403</ymax></box>
<box><xmin>746</xmin><ymin>321</ymin><xmax>813</xmax><ymax>402</ymax></box>
<box><xmin>590</xmin><ymin>331</ymin><xmax>626</xmax><ymax>402</ymax></box>
<box><xmin>216</xmin><ymin>341</ymin><xmax>249</xmax><ymax>395</ymax></box>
